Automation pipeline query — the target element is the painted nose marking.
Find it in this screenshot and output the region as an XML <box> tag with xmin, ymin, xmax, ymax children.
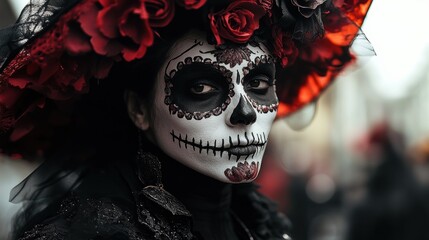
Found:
<box><xmin>230</xmin><ymin>94</ymin><xmax>256</xmax><ymax>125</ymax></box>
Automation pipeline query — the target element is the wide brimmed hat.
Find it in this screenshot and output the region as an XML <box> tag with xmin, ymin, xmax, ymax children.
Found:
<box><xmin>0</xmin><ymin>0</ymin><xmax>373</xmax><ymax>157</ymax></box>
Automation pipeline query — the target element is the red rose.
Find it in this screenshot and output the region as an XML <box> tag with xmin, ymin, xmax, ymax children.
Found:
<box><xmin>291</xmin><ymin>0</ymin><xmax>326</xmax><ymax>18</ymax></box>
<box><xmin>176</xmin><ymin>0</ymin><xmax>206</xmax><ymax>10</ymax></box>
<box><xmin>0</xmin><ymin>0</ymin><xmax>115</xmax><ymax>139</ymax></box>
<box><xmin>272</xmin><ymin>27</ymin><xmax>298</xmax><ymax>68</ymax></box>
<box><xmin>209</xmin><ymin>0</ymin><xmax>267</xmax><ymax>45</ymax></box>
<box><xmin>146</xmin><ymin>0</ymin><xmax>175</xmax><ymax>27</ymax></box>
<box><xmin>79</xmin><ymin>0</ymin><xmax>154</xmax><ymax>62</ymax></box>
<box><xmin>64</xmin><ymin>23</ymin><xmax>93</xmax><ymax>56</ymax></box>
<box><xmin>257</xmin><ymin>0</ymin><xmax>273</xmax><ymax>12</ymax></box>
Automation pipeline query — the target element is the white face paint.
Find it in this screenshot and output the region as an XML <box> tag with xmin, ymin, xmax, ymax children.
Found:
<box><xmin>150</xmin><ymin>30</ymin><xmax>278</xmax><ymax>183</ymax></box>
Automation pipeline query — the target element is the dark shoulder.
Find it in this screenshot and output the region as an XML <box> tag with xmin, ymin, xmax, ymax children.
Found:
<box><xmin>19</xmin><ymin>195</ymin><xmax>143</xmax><ymax>240</ymax></box>
<box><xmin>17</xmin><ymin>164</ymin><xmax>196</xmax><ymax>240</ymax></box>
<box><xmin>72</xmin><ymin>163</ymin><xmax>137</xmax><ymax>210</ymax></box>
<box><xmin>17</xmin><ymin>162</ymin><xmax>144</xmax><ymax>239</ymax></box>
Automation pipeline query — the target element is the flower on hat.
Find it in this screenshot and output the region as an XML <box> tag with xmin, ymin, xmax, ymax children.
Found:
<box><xmin>209</xmin><ymin>0</ymin><xmax>269</xmax><ymax>45</ymax></box>
<box><xmin>257</xmin><ymin>0</ymin><xmax>273</xmax><ymax>12</ymax></box>
<box><xmin>78</xmin><ymin>0</ymin><xmax>154</xmax><ymax>62</ymax></box>
<box><xmin>146</xmin><ymin>0</ymin><xmax>175</xmax><ymax>27</ymax></box>
<box><xmin>176</xmin><ymin>0</ymin><xmax>207</xmax><ymax>10</ymax></box>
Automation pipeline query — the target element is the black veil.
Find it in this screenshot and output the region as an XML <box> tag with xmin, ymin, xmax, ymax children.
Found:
<box><xmin>0</xmin><ymin>0</ymin><xmax>82</xmax><ymax>71</ymax></box>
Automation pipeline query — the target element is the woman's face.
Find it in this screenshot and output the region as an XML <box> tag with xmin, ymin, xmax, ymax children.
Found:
<box><xmin>149</xmin><ymin>31</ymin><xmax>278</xmax><ymax>183</ymax></box>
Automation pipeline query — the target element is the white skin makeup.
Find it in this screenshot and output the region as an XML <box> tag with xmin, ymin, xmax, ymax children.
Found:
<box><xmin>145</xmin><ymin>30</ymin><xmax>278</xmax><ymax>183</ymax></box>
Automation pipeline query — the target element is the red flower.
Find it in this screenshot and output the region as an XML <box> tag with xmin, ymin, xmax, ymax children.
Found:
<box><xmin>79</xmin><ymin>0</ymin><xmax>154</xmax><ymax>62</ymax></box>
<box><xmin>146</xmin><ymin>0</ymin><xmax>175</xmax><ymax>27</ymax></box>
<box><xmin>257</xmin><ymin>0</ymin><xmax>273</xmax><ymax>12</ymax></box>
<box><xmin>0</xmin><ymin>0</ymin><xmax>114</xmax><ymax>137</ymax></box>
<box><xmin>176</xmin><ymin>0</ymin><xmax>206</xmax><ymax>10</ymax></box>
<box><xmin>272</xmin><ymin>27</ymin><xmax>298</xmax><ymax>68</ymax></box>
<box><xmin>209</xmin><ymin>0</ymin><xmax>267</xmax><ymax>45</ymax></box>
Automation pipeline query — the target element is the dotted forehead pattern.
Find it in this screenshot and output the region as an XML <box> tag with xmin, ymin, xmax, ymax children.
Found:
<box><xmin>242</xmin><ymin>55</ymin><xmax>275</xmax><ymax>76</ymax></box>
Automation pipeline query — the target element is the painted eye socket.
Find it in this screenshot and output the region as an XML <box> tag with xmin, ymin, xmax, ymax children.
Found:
<box><xmin>190</xmin><ymin>83</ymin><xmax>216</xmax><ymax>95</ymax></box>
<box><xmin>247</xmin><ymin>75</ymin><xmax>270</xmax><ymax>94</ymax></box>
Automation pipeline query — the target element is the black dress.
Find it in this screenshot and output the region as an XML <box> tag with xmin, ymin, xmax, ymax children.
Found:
<box><xmin>12</xmin><ymin>145</ymin><xmax>292</xmax><ymax>240</ymax></box>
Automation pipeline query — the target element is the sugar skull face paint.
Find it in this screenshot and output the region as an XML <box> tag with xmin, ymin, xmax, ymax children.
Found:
<box><xmin>150</xmin><ymin>30</ymin><xmax>278</xmax><ymax>183</ymax></box>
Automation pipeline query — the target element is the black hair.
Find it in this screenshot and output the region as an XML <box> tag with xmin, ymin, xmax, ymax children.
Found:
<box><xmin>61</xmin><ymin>4</ymin><xmax>216</xmax><ymax>163</ymax></box>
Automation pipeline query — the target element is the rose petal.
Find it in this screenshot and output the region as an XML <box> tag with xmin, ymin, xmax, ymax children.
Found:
<box><xmin>8</xmin><ymin>77</ymin><xmax>30</xmax><ymax>89</ymax></box>
<box><xmin>120</xmin><ymin>9</ymin><xmax>143</xmax><ymax>43</ymax></box>
<box><xmin>146</xmin><ymin>0</ymin><xmax>175</xmax><ymax>27</ymax></box>
<box><xmin>209</xmin><ymin>1</ymin><xmax>266</xmax><ymax>44</ymax></box>
<box><xmin>98</xmin><ymin>5</ymin><xmax>124</xmax><ymax>38</ymax></box>
<box><xmin>64</xmin><ymin>24</ymin><xmax>92</xmax><ymax>55</ymax></box>
<box><xmin>177</xmin><ymin>0</ymin><xmax>206</xmax><ymax>10</ymax></box>
<box><xmin>209</xmin><ymin>13</ymin><xmax>224</xmax><ymax>45</ymax></box>
<box><xmin>72</xmin><ymin>76</ymin><xmax>87</xmax><ymax>92</ymax></box>
<box><xmin>0</xmin><ymin>86</ymin><xmax>22</xmax><ymax>108</ymax></box>
<box><xmin>99</xmin><ymin>0</ymin><xmax>116</xmax><ymax>8</ymax></box>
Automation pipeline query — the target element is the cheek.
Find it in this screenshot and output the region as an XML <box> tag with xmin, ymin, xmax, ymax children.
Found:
<box><xmin>255</xmin><ymin>111</ymin><xmax>277</xmax><ymax>132</ymax></box>
<box><xmin>151</xmin><ymin>98</ymin><xmax>220</xmax><ymax>143</ymax></box>
<box><xmin>151</xmin><ymin>73</ymin><xmax>215</xmax><ymax>137</ymax></box>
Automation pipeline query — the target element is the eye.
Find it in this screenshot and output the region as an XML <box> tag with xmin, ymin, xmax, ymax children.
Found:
<box><xmin>249</xmin><ymin>79</ymin><xmax>269</xmax><ymax>89</ymax></box>
<box><xmin>190</xmin><ymin>83</ymin><xmax>216</xmax><ymax>95</ymax></box>
<box><xmin>247</xmin><ymin>75</ymin><xmax>271</xmax><ymax>93</ymax></box>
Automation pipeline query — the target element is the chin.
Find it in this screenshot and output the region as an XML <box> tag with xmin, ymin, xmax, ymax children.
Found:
<box><xmin>223</xmin><ymin>160</ymin><xmax>260</xmax><ymax>183</ymax></box>
<box><xmin>196</xmin><ymin>159</ymin><xmax>262</xmax><ymax>184</ymax></box>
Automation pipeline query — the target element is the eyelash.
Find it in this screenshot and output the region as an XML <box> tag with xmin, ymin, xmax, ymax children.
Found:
<box><xmin>189</xmin><ymin>82</ymin><xmax>217</xmax><ymax>95</ymax></box>
<box><xmin>245</xmin><ymin>75</ymin><xmax>272</xmax><ymax>94</ymax></box>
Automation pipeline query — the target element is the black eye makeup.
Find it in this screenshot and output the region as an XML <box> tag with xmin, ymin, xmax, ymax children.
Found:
<box><xmin>164</xmin><ymin>59</ymin><xmax>234</xmax><ymax>120</ymax></box>
<box><xmin>190</xmin><ymin>83</ymin><xmax>216</xmax><ymax>95</ymax></box>
<box><xmin>241</xmin><ymin>58</ymin><xmax>279</xmax><ymax>113</ymax></box>
<box><xmin>246</xmin><ymin>75</ymin><xmax>270</xmax><ymax>94</ymax></box>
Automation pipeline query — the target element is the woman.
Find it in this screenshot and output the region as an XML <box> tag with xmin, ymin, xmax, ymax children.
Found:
<box><xmin>0</xmin><ymin>0</ymin><xmax>372</xmax><ymax>239</ymax></box>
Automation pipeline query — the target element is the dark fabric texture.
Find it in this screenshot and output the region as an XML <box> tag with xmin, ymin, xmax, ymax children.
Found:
<box><xmin>12</xmin><ymin>144</ymin><xmax>292</xmax><ymax>240</ymax></box>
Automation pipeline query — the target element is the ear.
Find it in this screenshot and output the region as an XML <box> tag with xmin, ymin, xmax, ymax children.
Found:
<box><xmin>125</xmin><ymin>91</ymin><xmax>150</xmax><ymax>131</ymax></box>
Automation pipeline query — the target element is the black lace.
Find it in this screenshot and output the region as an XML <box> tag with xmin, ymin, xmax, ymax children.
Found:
<box><xmin>0</xmin><ymin>0</ymin><xmax>81</xmax><ymax>71</ymax></box>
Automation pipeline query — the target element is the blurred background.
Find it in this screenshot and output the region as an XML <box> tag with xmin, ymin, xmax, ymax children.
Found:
<box><xmin>1</xmin><ymin>0</ymin><xmax>429</xmax><ymax>239</ymax></box>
